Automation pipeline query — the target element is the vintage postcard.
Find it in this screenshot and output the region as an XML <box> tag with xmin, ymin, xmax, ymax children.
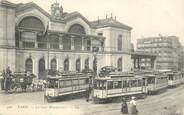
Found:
<box><xmin>0</xmin><ymin>0</ymin><xmax>184</xmax><ymax>115</ymax></box>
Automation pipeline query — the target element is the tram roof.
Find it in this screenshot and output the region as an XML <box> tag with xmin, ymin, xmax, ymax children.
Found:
<box><xmin>47</xmin><ymin>74</ymin><xmax>88</xmax><ymax>80</ymax></box>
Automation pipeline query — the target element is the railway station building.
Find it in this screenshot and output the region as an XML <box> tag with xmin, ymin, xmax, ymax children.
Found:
<box><xmin>0</xmin><ymin>0</ymin><xmax>132</xmax><ymax>78</ymax></box>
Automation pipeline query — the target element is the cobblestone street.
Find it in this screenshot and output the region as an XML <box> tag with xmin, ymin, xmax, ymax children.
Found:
<box><xmin>0</xmin><ymin>85</ymin><xmax>184</xmax><ymax>115</ymax></box>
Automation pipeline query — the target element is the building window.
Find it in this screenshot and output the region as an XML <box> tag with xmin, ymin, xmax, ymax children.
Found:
<box><xmin>39</xmin><ymin>58</ymin><xmax>46</xmax><ymax>79</ymax></box>
<box><xmin>76</xmin><ymin>59</ymin><xmax>81</xmax><ymax>72</ymax></box>
<box><xmin>37</xmin><ymin>34</ymin><xmax>47</xmax><ymax>48</ymax></box>
<box><xmin>74</xmin><ymin>38</ymin><xmax>82</xmax><ymax>51</ymax></box>
<box><xmin>21</xmin><ymin>32</ymin><xmax>36</xmax><ymax>48</ymax></box>
<box><xmin>51</xmin><ymin>58</ymin><xmax>57</xmax><ymax>71</ymax></box>
<box><xmin>63</xmin><ymin>37</ymin><xmax>71</xmax><ymax>50</ymax></box>
<box><xmin>85</xmin><ymin>58</ymin><xmax>89</xmax><ymax>70</ymax></box>
<box><xmin>49</xmin><ymin>35</ymin><xmax>59</xmax><ymax>49</ymax></box>
<box><xmin>87</xmin><ymin>40</ymin><xmax>91</xmax><ymax>51</ymax></box>
<box><xmin>25</xmin><ymin>58</ymin><xmax>33</xmax><ymax>73</ymax></box>
<box><xmin>118</xmin><ymin>35</ymin><xmax>122</xmax><ymax>51</ymax></box>
<box><xmin>64</xmin><ymin>58</ymin><xmax>69</xmax><ymax>71</ymax></box>
<box><xmin>117</xmin><ymin>58</ymin><xmax>122</xmax><ymax>72</ymax></box>
<box><xmin>68</xmin><ymin>24</ymin><xmax>86</xmax><ymax>35</ymax></box>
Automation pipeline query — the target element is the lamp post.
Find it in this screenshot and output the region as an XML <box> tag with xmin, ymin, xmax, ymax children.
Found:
<box><xmin>92</xmin><ymin>46</ymin><xmax>99</xmax><ymax>76</ymax></box>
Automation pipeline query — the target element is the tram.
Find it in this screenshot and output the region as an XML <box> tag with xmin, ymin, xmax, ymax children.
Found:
<box><xmin>45</xmin><ymin>72</ymin><xmax>90</xmax><ymax>102</ymax></box>
<box><xmin>167</xmin><ymin>71</ymin><xmax>182</xmax><ymax>87</ymax></box>
<box><xmin>93</xmin><ymin>72</ymin><xmax>147</xmax><ymax>103</ymax></box>
<box><xmin>145</xmin><ymin>72</ymin><xmax>168</xmax><ymax>94</ymax></box>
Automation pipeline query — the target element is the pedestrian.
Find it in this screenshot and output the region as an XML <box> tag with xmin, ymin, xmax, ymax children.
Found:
<box><xmin>121</xmin><ymin>98</ymin><xmax>128</xmax><ymax>114</ymax></box>
<box><xmin>129</xmin><ymin>96</ymin><xmax>138</xmax><ymax>114</ymax></box>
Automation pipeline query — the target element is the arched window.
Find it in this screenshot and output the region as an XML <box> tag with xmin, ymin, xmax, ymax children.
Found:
<box><xmin>39</xmin><ymin>58</ymin><xmax>46</xmax><ymax>79</ymax></box>
<box><xmin>76</xmin><ymin>59</ymin><xmax>81</xmax><ymax>72</ymax></box>
<box><xmin>18</xmin><ymin>16</ymin><xmax>45</xmax><ymax>48</ymax></box>
<box><xmin>68</xmin><ymin>24</ymin><xmax>86</xmax><ymax>35</ymax></box>
<box><xmin>18</xmin><ymin>16</ymin><xmax>45</xmax><ymax>31</ymax></box>
<box><xmin>64</xmin><ymin>58</ymin><xmax>69</xmax><ymax>71</ymax></box>
<box><xmin>51</xmin><ymin>58</ymin><xmax>57</xmax><ymax>71</ymax></box>
<box><xmin>85</xmin><ymin>58</ymin><xmax>89</xmax><ymax>70</ymax></box>
<box><xmin>62</xmin><ymin>37</ymin><xmax>71</xmax><ymax>50</ymax></box>
<box><xmin>117</xmin><ymin>58</ymin><xmax>122</xmax><ymax>72</ymax></box>
<box><xmin>118</xmin><ymin>35</ymin><xmax>122</xmax><ymax>51</ymax></box>
<box><xmin>49</xmin><ymin>35</ymin><xmax>59</xmax><ymax>49</ymax></box>
<box><xmin>25</xmin><ymin>58</ymin><xmax>33</xmax><ymax>73</ymax></box>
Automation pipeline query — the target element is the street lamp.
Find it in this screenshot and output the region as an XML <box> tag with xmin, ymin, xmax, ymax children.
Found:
<box><xmin>92</xmin><ymin>46</ymin><xmax>99</xmax><ymax>75</ymax></box>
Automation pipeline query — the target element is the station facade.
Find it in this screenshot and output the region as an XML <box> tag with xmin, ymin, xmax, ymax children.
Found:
<box><xmin>0</xmin><ymin>1</ymin><xmax>132</xmax><ymax>78</ymax></box>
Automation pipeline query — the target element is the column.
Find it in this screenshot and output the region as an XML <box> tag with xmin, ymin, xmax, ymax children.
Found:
<box><xmin>71</xmin><ymin>37</ymin><xmax>75</xmax><ymax>50</ymax></box>
<box><xmin>134</xmin><ymin>58</ymin><xmax>136</xmax><ymax>69</ymax></box>
<box><xmin>59</xmin><ymin>35</ymin><xmax>63</xmax><ymax>49</ymax></box>
<box><xmin>82</xmin><ymin>37</ymin><xmax>84</xmax><ymax>51</ymax></box>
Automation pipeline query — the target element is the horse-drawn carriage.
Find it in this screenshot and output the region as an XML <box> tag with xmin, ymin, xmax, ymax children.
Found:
<box><xmin>2</xmin><ymin>72</ymin><xmax>36</xmax><ymax>93</ymax></box>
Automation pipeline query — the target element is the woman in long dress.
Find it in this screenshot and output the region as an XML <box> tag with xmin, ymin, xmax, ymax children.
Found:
<box><xmin>130</xmin><ymin>96</ymin><xmax>138</xmax><ymax>114</ymax></box>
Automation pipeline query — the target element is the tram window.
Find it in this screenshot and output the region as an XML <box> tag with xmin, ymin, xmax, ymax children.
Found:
<box><xmin>138</xmin><ymin>80</ymin><xmax>142</xmax><ymax>87</ymax></box>
<box><xmin>169</xmin><ymin>76</ymin><xmax>173</xmax><ymax>80</ymax></box>
<box><xmin>107</xmin><ymin>81</ymin><xmax>113</xmax><ymax>89</ymax></box>
<box><xmin>59</xmin><ymin>81</ymin><xmax>64</xmax><ymax>88</ymax></box>
<box><xmin>123</xmin><ymin>81</ymin><xmax>128</xmax><ymax>88</ymax></box>
<box><xmin>113</xmin><ymin>81</ymin><xmax>121</xmax><ymax>89</ymax></box>
<box><xmin>99</xmin><ymin>81</ymin><xmax>105</xmax><ymax>90</ymax></box>
<box><xmin>131</xmin><ymin>80</ymin><xmax>138</xmax><ymax>87</ymax></box>
<box><xmin>79</xmin><ymin>79</ymin><xmax>85</xmax><ymax>85</ymax></box>
<box><xmin>47</xmin><ymin>80</ymin><xmax>58</xmax><ymax>88</ymax></box>
<box><xmin>65</xmin><ymin>80</ymin><xmax>72</xmax><ymax>87</ymax></box>
<box><xmin>85</xmin><ymin>79</ymin><xmax>89</xmax><ymax>84</ymax></box>
<box><xmin>73</xmin><ymin>80</ymin><xmax>78</xmax><ymax>85</ymax></box>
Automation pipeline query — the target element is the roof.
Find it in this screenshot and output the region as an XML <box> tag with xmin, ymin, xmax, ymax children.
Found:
<box><xmin>1</xmin><ymin>0</ymin><xmax>17</xmax><ymax>8</ymax></box>
<box><xmin>15</xmin><ymin>2</ymin><xmax>51</xmax><ymax>18</ymax></box>
<box><xmin>90</xmin><ymin>18</ymin><xmax>132</xmax><ymax>30</ymax></box>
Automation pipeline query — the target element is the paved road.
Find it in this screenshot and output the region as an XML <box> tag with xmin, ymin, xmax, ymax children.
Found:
<box><xmin>0</xmin><ymin>85</ymin><xmax>184</xmax><ymax>115</ymax></box>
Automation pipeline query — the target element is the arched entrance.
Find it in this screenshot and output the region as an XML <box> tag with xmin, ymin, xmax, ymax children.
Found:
<box><xmin>39</xmin><ymin>58</ymin><xmax>46</xmax><ymax>79</ymax></box>
<box><xmin>76</xmin><ymin>58</ymin><xmax>81</xmax><ymax>72</ymax></box>
<box><xmin>64</xmin><ymin>58</ymin><xmax>69</xmax><ymax>71</ymax></box>
<box><xmin>25</xmin><ymin>58</ymin><xmax>33</xmax><ymax>73</ymax></box>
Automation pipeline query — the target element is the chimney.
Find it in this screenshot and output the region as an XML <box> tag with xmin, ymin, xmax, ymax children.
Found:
<box><xmin>111</xmin><ymin>13</ymin><xmax>113</xmax><ymax>19</ymax></box>
<box><xmin>106</xmin><ymin>14</ymin><xmax>108</xmax><ymax>19</ymax></box>
<box><xmin>97</xmin><ymin>16</ymin><xmax>100</xmax><ymax>24</ymax></box>
<box><xmin>115</xmin><ymin>16</ymin><xmax>116</xmax><ymax>21</ymax></box>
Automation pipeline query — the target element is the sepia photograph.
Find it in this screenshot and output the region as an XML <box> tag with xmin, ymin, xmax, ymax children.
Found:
<box><xmin>0</xmin><ymin>0</ymin><xmax>184</xmax><ymax>115</ymax></box>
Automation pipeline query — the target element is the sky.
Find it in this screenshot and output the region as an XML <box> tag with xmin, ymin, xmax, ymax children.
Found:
<box><xmin>7</xmin><ymin>0</ymin><xmax>184</xmax><ymax>46</ymax></box>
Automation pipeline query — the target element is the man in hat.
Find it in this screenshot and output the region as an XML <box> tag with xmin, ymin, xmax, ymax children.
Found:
<box><xmin>130</xmin><ymin>96</ymin><xmax>138</xmax><ymax>114</ymax></box>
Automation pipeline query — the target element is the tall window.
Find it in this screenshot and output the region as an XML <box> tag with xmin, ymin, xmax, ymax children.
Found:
<box><xmin>85</xmin><ymin>58</ymin><xmax>89</xmax><ymax>70</ymax></box>
<box><xmin>37</xmin><ymin>34</ymin><xmax>47</xmax><ymax>48</ymax></box>
<box><xmin>25</xmin><ymin>58</ymin><xmax>33</xmax><ymax>73</ymax></box>
<box><xmin>64</xmin><ymin>58</ymin><xmax>69</xmax><ymax>71</ymax></box>
<box><xmin>51</xmin><ymin>58</ymin><xmax>57</xmax><ymax>71</ymax></box>
<box><xmin>76</xmin><ymin>59</ymin><xmax>81</xmax><ymax>72</ymax></box>
<box><xmin>74</xmin><ymin>38</ymin><xmax>82</xmax><ymax>51</ymax></box>
<box><xmin>118</xmin><ymin>35</ymin><xmax>122</xmax><ymax>51</ymax></box>
<box><xmin>21</xmin><ymin>32</ymin><xmax>36</xmax><ymax>48</ymax></box>
<box><xmin>49</xmin><ymin>35</ymin><xmax>59</xmax><ymax>49</ymax></box>
<box><xmin>39</xmin><ymin>58</ymin><xmax>46</xmax><ymax>79</ymax></box>
<box><xmin>87</xmin><ymin>40</ymin><xmax>91</xmax><ymax>51</ymax></box>
<box><xmin>117</xmin><ymin>58</ymin><xmax>122</xmax><ymax>72</ymax></box>
<box><xmin>63</xmin><ymin>37</ymin><xmax>71</xmax><ymax>50</ymax></box>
